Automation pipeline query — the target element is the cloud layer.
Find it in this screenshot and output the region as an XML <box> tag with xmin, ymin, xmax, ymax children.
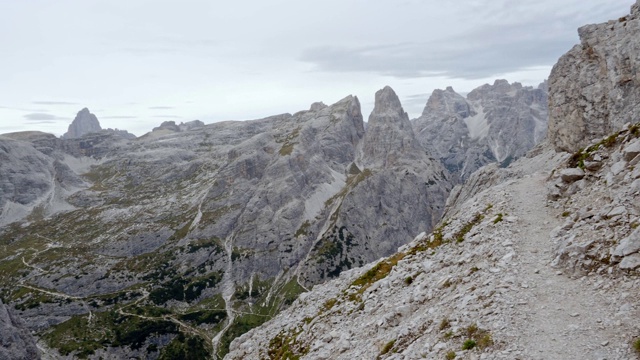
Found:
<box><xmin>300</xmin><ymin>1</ymin><xmax>628</xmax><ymax>80</ymax></box>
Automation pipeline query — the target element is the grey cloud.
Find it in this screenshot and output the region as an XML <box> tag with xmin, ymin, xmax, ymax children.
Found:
<box><xmin>32</xmin><ymin>101</ymin><xmax>78</xmax><ymax>106</ymax></box>
<box><xmin>153</xmin><ymin>115</ymin><xmax>181</xmax><ymax>119</ymax></box>
<box><xmin>402</xmin><ymin>94</ymin><xmax>430</xmax><ymax>114</ymax></box>
<box><xmin>21</xmin><ymin>120</ymin><xmax>59</xmax><ymax>124</ymax></box>
<box><xmin>101</xmin><ymin>116</ymin><xmax>137</xmax><ymax>119</ymax></box>
<box><xmin>299</xmin><ymin>7</ymin><xmax>613</xmax><ymax>80</ymax></box>
<box><xmin>23</xmin><ymin>113</ymin><xmax>65</xmax><ymax>121</ymax></box>
<box><xmin>148</xmin><ymin>106</ymin><xmax>174</xmax><ymax>110</ymax></box>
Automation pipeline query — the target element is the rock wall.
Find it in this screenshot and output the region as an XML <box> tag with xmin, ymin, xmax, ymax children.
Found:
<box><xmin>62</xmin><ymin>108</ymin><xmax>102</xmax><ymax>139</ymax></box>
<box><xmin>413</xmin><ymin>80</ymin><xmax>548</xmax><ymax>182</ymax></box>
<box><xmin>0</xmin><ymin>300</ymin><xmax>40</xmax><ymax>360</ymax></box>
<box><xmin>548</xmin><ymin>0</ymin><xmax>640</xmax><ymax>152</ymax></box>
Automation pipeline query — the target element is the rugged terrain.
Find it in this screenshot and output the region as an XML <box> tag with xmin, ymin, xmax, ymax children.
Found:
<box><xmin>0</xmin><ymin>300</ymin><xmax>40</xmax><ymax>360</ymax></box>
<box><xmin>0</xmin><ymin>88</ymin><xmax>454</xmax><ymax>358</ymax></box>
<box><xmin>225</xmin><ymin>2</ymin><xmax>640</xmax><ymax>359</ymax></box>
<box><xmin>548</xmin><ymin>0</ymin><xmax>640</xmax><ymax>153</ymax></box>
<box><xmin>412</xmin><ymin>80</ymin><xmax>548</xmax><ymax>182</ymax></box>
<box><xmin>227</xmin><ymin>134</ymin><xmax>640</xmax><ymax>359</ymax></box>
<box><xmin>4</xmin><ymin>1</ymin><xmax>639</xmax><ymax>358</ymax></box>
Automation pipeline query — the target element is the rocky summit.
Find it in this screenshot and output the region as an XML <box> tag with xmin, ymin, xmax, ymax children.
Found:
<box><xmin>227</xmin><ymin>2</ymin><xmax>640</xmax><ymax>360</ymax></box>
<box><xmin>62</xmin><ymin>108</ymin><xmax>102</xmax><ymax>139</ymax></box>
<box><xmin>548</xmin><ymin>0</ymin><xmax>640</xmax><ymax>153</ymax></box>
<box><xmin>2</xmin><ymin>2</ymin><xmax>640</xmax><ymax>359</ymax></box>
<box><xmin>0</xmin><ymin>89</ymin><xmax>453</xmax><ymax>358</ymax></box>
<box><xmin>413</xmin><ymin>80</ymin><xmax>548</xmax><ymax>182</ymax></box>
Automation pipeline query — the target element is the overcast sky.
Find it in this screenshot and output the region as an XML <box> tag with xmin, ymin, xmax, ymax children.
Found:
<box><xmin>0</xmin><ymin>0</ymin><xmax>633</xmax><ymax>136</ymax></box>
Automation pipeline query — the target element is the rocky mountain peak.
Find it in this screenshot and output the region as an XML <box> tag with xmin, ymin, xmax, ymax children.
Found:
<box><xmin>61</xmin><ymin>107</ymin><xmax>102</xmax><ymax>139</ymax></box>
<box><xmin>421</xmin><ymin>86</ymin><xmax>472</xmax><ymax>118</ymax></box>
<box><xmin>412</xmin><ymin>79</ymin><xmax>548</xmax><ymax>182</ymax></box>
<box><xmin>467</xmin><ymin>79</ymin><xmax>521</xmax><ymax>100</ymax></box>
<box><xmin>360</xmin><ymin>86</ymin><xmax>419</xmax><ymax>167</ymax></box>
<box><xmin>548</xmin><ymin>1</ymin><xmax>640</xmax><ymax>152</ymax></box>
<box><xmin>310</xmin><ymin>101</ymin><xmax>328</xmax><ymax>112</ymax></box>
<box><xmin>371</xmin><ymin>86</ymin><xmax>405</xmax><ymax>119</ymax></box>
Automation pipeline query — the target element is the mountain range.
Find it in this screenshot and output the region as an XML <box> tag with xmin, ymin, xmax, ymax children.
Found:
<box><xmin>2</xmin><ymin>1</ymin><xmax>639</xmax><ymax>359</ymax></box>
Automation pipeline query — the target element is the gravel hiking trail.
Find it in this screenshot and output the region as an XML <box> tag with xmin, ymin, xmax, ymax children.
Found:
<box><xmin>505</xmin><ymin>173</ymin><xmax>630</xmax><ymax>359</ymax></box>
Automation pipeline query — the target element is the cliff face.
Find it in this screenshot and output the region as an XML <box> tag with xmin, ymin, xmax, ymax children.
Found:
<box><xmin>413</xmin><ymin>80</ymin><xmax>548</xmax><ymax>182</ymax></box>
<box><xmin>0</xmin><ymin>300</ymin><xmax>40</xmax><ymax>360</ymax></box>
<box><xmin>62</xmin><ymin>108</ymin><xmax>102</xmax><ymax>139</ymax></box>
<box><xmin>0</xmin><ymin>88</ymin><xmax>452</xmax><ymax>358</ymax></box>
<box><xmin>548</xmin><ymin>0</ymin><xmax>640</xmax><ymax>152</ymax></box>
<box><xmin>226</xmin><ymin>3</ymin><xmax>640</xmax><ymax>359</ymax></box>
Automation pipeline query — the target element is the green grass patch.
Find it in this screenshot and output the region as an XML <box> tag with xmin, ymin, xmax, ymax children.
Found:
<box><xmin>380</xmin><ymin>339</ymin><xmax>396</xmax><ymax>356</ymax></box>
<box><xmin>294</xmin><ymin>220</ymin><xmax>311</xmax><ymax>238</ymax></box>
<box><xmin>43</xmin><ymin>310</ymin><xmax>178</xmax><ymax>358</ymax></box>
<box><xmin>462</xmin><ymin>339</ymin><xmax>476</xmax><ymax>350</ymax></box>
<box><xmin>351</xmin><ymin>252</ymin><xmax>405</xmax><ymax>296</ymax></box>
<box><xmin>493</xmin><ymin>213</ymin><xmax>503</xmax><ymax>224</ymax></box>
<box><xmin>267</xmin><ymin>328</ymin><xmax>308</xmax><ymax>360</ymax></box>
<box><xmin>217</xmin><ymin>312</ymin><xmax>271</xmax><ymax>358</ymax></box>
<box><xmin>158</xmin><ymin>333</ymin><xmax>210</xmax><ymax>360</ymax></box>
<box><xmin>455</xmin><ymin>213</ymin><xmax>484</xmax><ymax>243</ymax></box>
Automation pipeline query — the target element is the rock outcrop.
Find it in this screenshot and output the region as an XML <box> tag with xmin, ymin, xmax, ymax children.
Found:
<box><xmin>0</xmin><ymin>300</ymin><xmax>40</xmax><ymax>360</ymax></box>
<box><xmin>0</xmin><ymin>134</ymin><xmax>86</xmax><ymax>226</ymax></box>
<box><xmin>548</xmin><ymin>123</ymin><xmax>640</xmax><ymax>274</ymax></box>
<box><xmin>61</xmin><ymin>108</ymin><xmax>136</xmax><ymax>140</ymax></box>
<box><xmin>0</xmin><ymin>88</ymin><xmax>452</xmax><ymax>358</ymax></box>
<box><xmin>151</xmin><ymin>120</ymin><xmax>205</xmax><ymax>133</ymax></box>
<box><xmin>225</xmin><ymin>3</ymin><xmax>640</xmax><ymax>359</ymax></box>
<box><xmin>62</xmin><ymin>108</ymin><xmax>102</xmax><ymax>139</ymax></box>
<box><xmin>227</xmin><ymin>148</ymin><xmax>640</xmax><ymax>359</ymax></box>
<box><xmin>413</xmin><ymin>80</ymin><xmax>548</xmax><ymax>182</ymax></box>
<box><xmin>548</xmin><ymin>0</ymin><xmax>640</xmax><ymax>152</ymax></box>
<box><xmin>299</xmin><ymin>87</ymin><xmax>451</xmax><ymax>284</ymax></box>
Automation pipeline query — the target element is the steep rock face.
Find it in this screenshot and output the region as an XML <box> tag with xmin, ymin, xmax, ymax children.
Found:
<box><xmin>413</xmin><ymin>80</ymin><xmax>548</xmax><ymax>181</ymax></box>
<box><xmin>416</xmin><ymin>88</ymin><xmax>473</xmax><ymax>165</ymax></box>
<box><xmin>227</xmin><ymin>147</ymin><xmax>640</xmax><ymax>359</ymax></box>
<box><xmin>62</xmin><ymin>108</ymin><xmax>102</xmax><ymax>139</ymax></box>
<box><xmin>0</xmin><ymin>134</ymin><xmax>87</xmax><ymax>226</ymax></box>
<box><xmin>61</xmin><ymin>108</ymin><xmax>135</xmax><ymax>140</ymax></box>
<box><xmin>227</xmin><ymin>3</ymin><xmax>640</xmax><ymax>358</ymax></box>
<box><xmin>0</xmin><ymin>89</ymin><xmax>452</xmax><ymax>358</ymax></box>
<box><xmin>0</xmin><ymin>300</ymin><xmax>40</xmax><ymax>360</ymax></box>
<box><xmin>299</xmin><ymin>87</ymin><xmax>451</xmax><ymax>284</ymax></box>
<box><xmin>360</xmin><ymin>86</ymin><xmax>421</xmax><ymax>167</ymax></box>
<box><xmin>547</xmin><ymin>123</ymin><xmax>640</xmax><ymax>274</ymax></box>
<box><xmin>548</xmin><ymin>0</ymin><xmax>640</xmax><ymax>152</ymax></box>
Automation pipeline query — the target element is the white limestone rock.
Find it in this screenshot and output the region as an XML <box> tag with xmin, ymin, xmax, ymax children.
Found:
<box><xmin>560</xmin><ymin>168</ymin><xmax>585</xmax><ymax>183</ymax></box>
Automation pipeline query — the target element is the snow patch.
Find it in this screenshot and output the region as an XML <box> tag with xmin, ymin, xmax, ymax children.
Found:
<box><xmin>62</xmin><ymin>154</ymin><xmax>103</xmax><ymax>174</ymax></box>
<box><xmin>531</xmin><ymin>103</ymin><xmax>548</xmax><ymax>143</ymax></box>
<box><xmin>464</xmin><ymin>105</ymin><xmax>489</xmax><ymax>140</ymax></box>
<box><xmin>303</xmin><ymin>168</ymin><xmax>346</xmax><ymax>221</ymax></box>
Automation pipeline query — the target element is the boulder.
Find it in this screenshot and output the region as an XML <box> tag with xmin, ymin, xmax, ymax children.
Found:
<box><xmin>623</xmin><ymin>139</ymin><xmax>640</xmax><ymax>161</ymax></box>
<box><xmin>612</xmin><ymin>228</ymin><xmax>640</xmax><ymax>257</ymax></box>
<box><xmin>560</xmin><ymin>168</ymin><xmax>585</xmax><ymax>183</ymax></box>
